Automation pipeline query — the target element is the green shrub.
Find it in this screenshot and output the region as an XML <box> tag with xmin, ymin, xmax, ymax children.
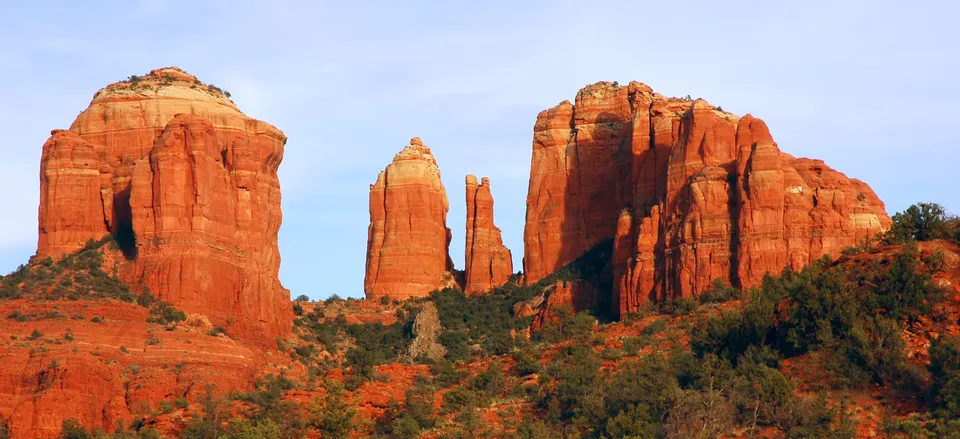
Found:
<box><xmin>601</xmin><ymin>347</ymin><xmax>625</xmax><ymax>360</ymax></box>
<box><xmin>157</xmin><ymin>400</ymin><xmax>173</xmax><ymax>415</ymax></box>
<box><xmin>887</xmin><ymin>202</ymin><xmax>957</xmax><ymax>243</ymax></box>
<box><xmin>540</xmin><ymin>343</ymin><xmax>603</xmax><ymax>424</ymax></box>
<box><xmin>643</xmin><ymin>318</ymin><xmax>669</xmax><ymax>335</ymax></box>
<box><xmin>604</xmin><ymin>404</ymin><xmax>656</xmax><ymax>439</ymax></box>
<box><xmin>430</xmin><ymin>360</ymin><xmax>468</xmax><ymax>388</ymax></box>
<box><xmin>512</xmin><ymin>346</ymin><xmax>542</xmax><ymax>376</ymax></box>
<box><xmin>309</xmin><ymin>380</ymin><xmax>359</xmax><ymax>439</ymax></box>
<box><xmin>699</xmin><ymin>279</ymin><xmax>740</xmax><ymax>304</ymax></box>
<box><xmin>662</xmin><ymin>296</ymin><xmax>698</xmax><ymax>315</ymax></box>
<box><xmin>57</xmin><ymin>419</ymin><xmax>92</xmax><ymax>439</ymax></box>
<box><xmin>345</xmin><ymin>347</ymin><xmax>375</xmax><ymax>379</ymax></box>
<box><xmin>404</xmin><ymin>376</ymin><xmax>436</xmax><ymax>429</ymax></box>
<box><xmin>510</xmin><ymin>419</ymin><xmax>555</xmax><ymax>439</ymax></box>
<box><xmin>294</xmin><ymin>344</ymin><xmax>317</xmax><ymax>358</ymax></box>
<box><xmin>534</xmin><ymin>310</ymin><xmax>595</xmax><ymax>343</ymax></box>
<box><xmin>621</xmin><ymin>335</ymin><xmax>652</xmax><ymax>354</ymax></box>
<box><xmin>234</xmin><ymin>374</ymin><xmax>304</xmax><ymax>438</ymax></box>
<box><xmin>929</xmin><ymin>335</ymin><xmax>960</xmax><ymax>420</ymax></box>
<box><xmin>221</xmin><ymin>418</ymin><xmax>282</xmax><ymax>439</ymax></box>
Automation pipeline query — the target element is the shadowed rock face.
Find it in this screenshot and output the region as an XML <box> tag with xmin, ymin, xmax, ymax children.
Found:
<box><xmin>36</xmin><ymin>67</ymin><xmax>292</xmax><ymax>339</ymax></box>
<box><xmin>365</xmin><ymin>137</ymin><xmax>454</xmax><ymax>300</ymax></box>
<box><xmin>465</xmin><ymin>175</ymin><xmax>513</xmax><ymax>294</ymax></box>
<box><xmin>523</xmin><ymin>81</ymin><xmax>891</xmax><ymax>317</ymax></box>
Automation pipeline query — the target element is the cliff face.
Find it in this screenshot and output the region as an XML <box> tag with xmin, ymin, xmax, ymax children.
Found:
<box><xmin>36</xmin><ymin>67</ymin><xmax>291</xmax><ymax>339</ymax></box>
<box><xmin>464</xmin><ymin>175</ymin><xmax>513</xmax><ymax>294</ymax></box>
<box><xmin>365</xmin><ymin>138</ymin><xmax>454</xmax><ymax>300</ymax></box>
<box><xmin>523</xmin><ymin>82</ymin><xmax>891</xmax><ymax>316</ymax></box>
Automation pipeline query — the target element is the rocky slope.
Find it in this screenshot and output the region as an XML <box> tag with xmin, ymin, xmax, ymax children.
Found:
<box><xmin>522</xmin><ymin>81</ymin><xmax>891</xmax><ymax>316</ymax></box>
<box><xmin>365</xmin><ymin>137</ymin><xmax>454</xmax><ymax>300</ymax></box>
<box><xmin>0</xmin><ymin>298</ymin><xmax>267</xmax><ymax>439</ymax></box>
<box><xmin>36</xmin><ymin>67</ymin><xmax>291</xmax><ymax>340</ymax></box>
<box><xmin>464</xmin><ymin>175</ymin><xmax>513</xmax><ymax>294</ymax></box>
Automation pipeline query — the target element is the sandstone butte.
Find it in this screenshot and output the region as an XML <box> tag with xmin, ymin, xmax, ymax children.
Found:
<box><xmin>365</xmin><ymin>137</ymin><xmax>454</xmax><ymax>300</ymax></box>
<box><xmin>522</xmin><ymin>81</ymin><xmax>891</xmax><ymax>317</ymax></box>
<box><xmin>36</xmin><ymin>67</ymin><xmax>292</xmax><ymax>340</ymax></box>
<box><xmin>464</xmin><ymin>175</ymin><xmax>513</xmax><ymax>294</ymax></box>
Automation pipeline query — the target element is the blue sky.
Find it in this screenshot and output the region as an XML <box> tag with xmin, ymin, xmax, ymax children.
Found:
<box><xmin>1</xmin><ymin>1</ymin><xmax>957</xmax><ymax>300</ymax></box>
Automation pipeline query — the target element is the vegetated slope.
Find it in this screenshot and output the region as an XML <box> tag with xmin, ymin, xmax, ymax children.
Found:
<box><xmin>4</xmin><ymin>212</ymin><xmax>960</xmax><ymax>439</ymax></box>
<box><xmin>0</xmin><ymin>239</ymin><xmax>289</xmax><ymax>439</ymax></box>
<box><xmin>4</xmin><ymin>241</ymin><xmax>960</xmax><ymax>438</ymax></box>
<box><xmin>211</xmin><ymin>230</ymin><xmax>959</xmax><ymax>437</ymax></box>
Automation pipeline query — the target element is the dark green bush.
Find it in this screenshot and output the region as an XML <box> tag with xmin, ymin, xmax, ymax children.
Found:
<box><xmin>662</xmin><ymin>296</ymin><xmax>698</xmax><ymax>316</ymax></box>
<box><xmin>699</xmin><ymin>278</ymin><xmax>740</xmax><ymax>304</ymax></box>
<box><xmin>887</xmin><ymin>202</ymin><xmax>957</xmax><ymax>243</ymax></box>
<box><xmin>929</xmin><ymin>335</ymin><xmax>960</xmax><ymax>421</ymax></box>
<box><xmin>57</xmin><ymin>419</ymin><xmax>92</xmax><ymax>439</ymax></box>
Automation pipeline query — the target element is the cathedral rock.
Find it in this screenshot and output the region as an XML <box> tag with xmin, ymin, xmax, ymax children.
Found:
<box><xmin>365</xmin><ymin>137</ymin><xmax>454</xmax><ymax>300</ymax></box>
<box><xmin>522</xmin><ymin>81</ymin><xmax>891</xmax><ymax>317</ymax></box>
<box><xmin>37</xmin><ymin>67</ymin><xmax>292</xmax><ymax>339</ymax></box>
<box><xmin>464</xmin><ymin>175</ymin><xmax>513</xmax><ymax>294</ymax></box>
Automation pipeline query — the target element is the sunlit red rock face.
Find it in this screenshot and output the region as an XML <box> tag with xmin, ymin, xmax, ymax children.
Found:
<box><xmin>464</xmin><ymin>175</ymin><xmax>513</xmax><ymax>294</ymax></box>
<box><xmin>365</xmin><ymin>137</ymin><xmax>454</xmax><ymax>300</ymax></box>
<box><xmin>35</xmin><ymin>67</ymin><xmax>291</xmax><ymax>339</ymax></box>
<box><xmin>0</xmin><ymin>299</ymin><xmax>262</xmax><ymax>439</ymax></box>
<box><xmin>523</xmin><ymin>81</ymin><xmax>891</xmax><ymax>316</ymax></box>
<box><xmin>531</xmin><ymin>280</ymin><xmax>597</xmax><ymax>332</ymax></box>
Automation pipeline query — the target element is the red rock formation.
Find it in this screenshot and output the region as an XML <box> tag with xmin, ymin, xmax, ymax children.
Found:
<box><xmin>523</xmin><ymin>82</ymin><xmax>891</xmax><ymax>317</ymax></box>
<box><xmin>531</xmin><ymin>280</ymin><xmax>597</xmax><ymax>332</ymax></box>
<box><xmin>36</xmin><ymin>131</ymin><xmax>109</xmax><ymax>259</ymax></box>
<box><xmin>0</xmin><ymin>299</ymin><xmax>262</xmax><ymax>439</ymax></box>
<box><xmin>35</xmin><ymin>67</ymin><xmax>291</xmax><ymax>339</ymax></box>
<box><xmin>365</xmin><ymin>137</ymin><xmax>453</xmax><ymax>300</ymax></box>
<box><xmin>464</xmin><ymin>175</ymin><xmax>513</xmax><ymax>294</ymax></box>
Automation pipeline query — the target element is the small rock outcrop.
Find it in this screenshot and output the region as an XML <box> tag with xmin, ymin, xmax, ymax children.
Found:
<box><xmin>365</xmin><ymin>137</ymin><xmax>454</xmax><ymax>300</ymax></box>
<box><xmin>36</xmin><ymin>67</ymin><xmax>292</xmax><ymax>339</ymax></box>
<box><xmin>522</xmin><ymin>81</ymin><xmax>891</xmax><ymax>317</ymax></box>
<box><xmin>408</xmin><ymin>302</ymin><xmax>446</xmax><ymax>361</ymax></box>
<box><xmin>464</xmin><ymin>175</ymin><xmax>513</xmax><ymax>294</ymax></box>
<box><xmin>531</xmin><ymin>280</ymin><xmax>597</xmax><ymax>332</ymax></box>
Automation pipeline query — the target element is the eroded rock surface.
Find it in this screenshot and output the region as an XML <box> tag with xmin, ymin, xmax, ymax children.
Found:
<box><xmin>464</xmin><ymin>175</ymin><xmax>513</xmax><ymax>294</ymax></box>
<box><xmin>365</xmin><ymin>137</ymin><xmax>453</xmax><ymax>300</ymax></box>
<box><xmin>522</xmin><ymin>81</ymin><xmax>891</xmax><ymax>316</ymax></box>
<box><xmin>36</xmin><ymin>67</ymin><xmax>291</xmax><ymax>339</ymax></box>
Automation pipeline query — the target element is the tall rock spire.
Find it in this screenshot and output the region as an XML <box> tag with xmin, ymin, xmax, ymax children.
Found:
<box><xmin>465</xmin><ymin>175</ymin><xmax>513</xmax><ymax>294</ymax></box>
<box><xmin>365</xmin><ymin>137</ymin><xmax>453</xmax><ymax>300</ymax></box>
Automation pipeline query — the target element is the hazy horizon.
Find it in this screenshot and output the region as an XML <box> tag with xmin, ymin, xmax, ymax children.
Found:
<box><xmin>1</xmin><ymin>1</ymin><xmax>958</xmax><ymax>300</ymax></box>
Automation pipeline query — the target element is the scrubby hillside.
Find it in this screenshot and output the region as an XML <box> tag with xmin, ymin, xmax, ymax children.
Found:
<box><xmin>4</xmin><ymin>204</ymin><xmax>960</xmax><ymax>439</ymax></box>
